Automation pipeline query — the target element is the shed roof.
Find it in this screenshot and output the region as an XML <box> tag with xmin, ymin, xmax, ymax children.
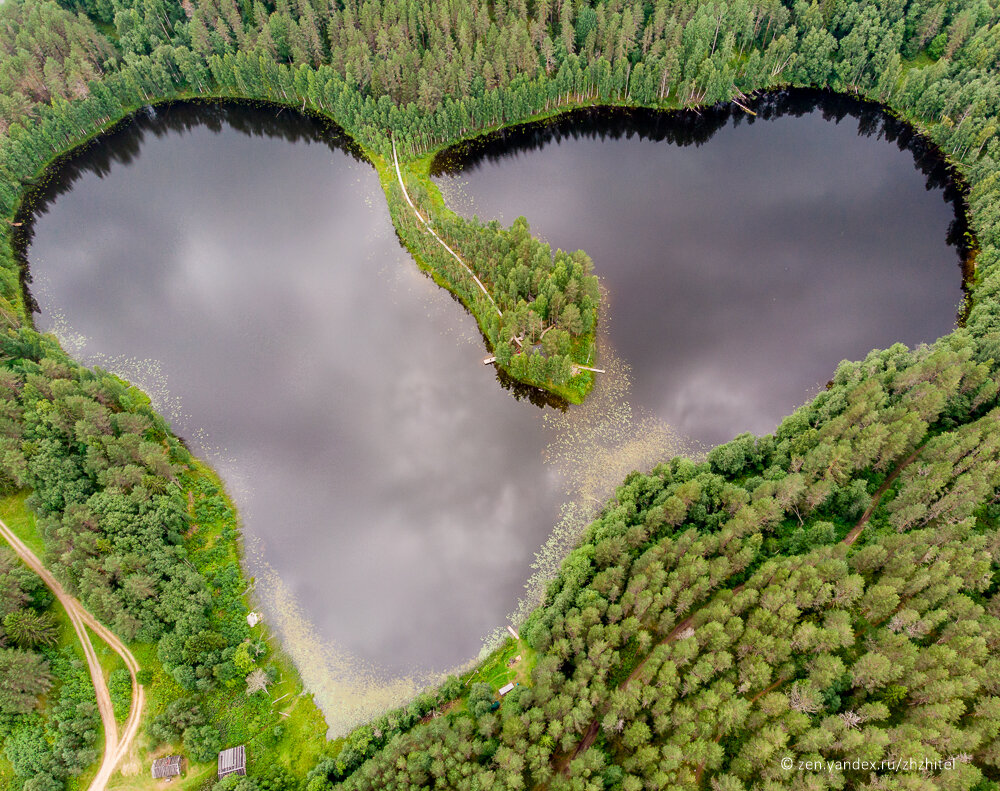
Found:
<box><xmin>498</xmin><ymin>682</ymin><xmax>515</xmax><ymax>696</ymax></box>
<box><xmin>151</xmin><ymin>755</ymin><xmax>182</xmax><ymax>779</ymax></box>
<box><xmin>218</xmin><ymin>745</ymin><xmax>246</xmax><ymax>778</ymax></box>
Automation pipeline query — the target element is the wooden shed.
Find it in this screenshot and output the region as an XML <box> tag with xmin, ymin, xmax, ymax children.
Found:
<box><xmin>217</xmin><ymin>745</ymin><xmax>246</xmax><ymax>779</ymax></box>
<box><xmin>151</xmin><ymin>755</ymin><xmax>182</xmax><ymax>780</ymax></box>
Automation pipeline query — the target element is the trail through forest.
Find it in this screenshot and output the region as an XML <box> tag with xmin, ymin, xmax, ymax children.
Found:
<box><xmin>391</xmin><ymin>140</ymin><xmax>502</xmax><ymax>317</ymax></box>
<box><xmin>842</xmin><ymin>444</ymin><xmax>926</xmax><ymax>545</ymax></box>
<box><xmin>0</xmin><ymin>517</ymin><xmax>144</xmax><ymax>791</ymax></box>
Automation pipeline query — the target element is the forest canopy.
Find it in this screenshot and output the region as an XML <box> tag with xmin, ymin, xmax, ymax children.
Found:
<box><xmin>3</xmin><ymin>0</ymin><xmax>1000</xmax><ymax>789</ymax></box>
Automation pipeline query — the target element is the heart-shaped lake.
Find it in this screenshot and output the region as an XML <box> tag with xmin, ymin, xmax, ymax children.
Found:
<box><xmin>20</xmin><ymin>95</ymin><xmax>966</xmax><ymax>725</ymax></box>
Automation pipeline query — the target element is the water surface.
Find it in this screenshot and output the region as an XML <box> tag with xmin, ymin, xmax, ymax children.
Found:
<box><xmin>21</xmin><ymin>103</ymin><xmax>566</xmax><ymax>685</ymax></box>
<box><xmin>434</xmin><ymin>91</ymin><xmax>967</xmax><ymax>445</ymax></box>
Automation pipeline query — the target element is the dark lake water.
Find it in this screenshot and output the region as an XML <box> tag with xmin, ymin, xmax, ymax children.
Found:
<box><xmin>19</xmin><ymin>104</ymin><xmax>570</xmax><ymax>717</ymax></box>
<box><xmin>20</xmin><ymin>94</ymin><xmax>966</xmax><ymax>726</ymax></box>
<box><xmin>433</xmin><ymin>91</ymin><xmax>968</xmax><ymax>445</ymax></box>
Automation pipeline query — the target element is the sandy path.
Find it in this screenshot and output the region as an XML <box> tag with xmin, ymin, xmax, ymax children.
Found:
<box><xmin>0</xmin><ymin>517</ymin><xmax>144</xmax><ymax>791</ymax></box>
<box><xmin>391</xmin><ymin>139</ymin><xmax>502</xmax><ymax>317</ymax></box>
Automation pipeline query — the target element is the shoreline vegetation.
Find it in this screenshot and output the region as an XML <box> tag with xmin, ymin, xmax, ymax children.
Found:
<box><xmin>4</xmin><ymin>84</ymin><xmax>981</xmax><ymax>406</ymax></box>
<box><xmin>2</xmin><ymin>0</ymin><xmax>1000</xmax><ymax>789</ymax></box>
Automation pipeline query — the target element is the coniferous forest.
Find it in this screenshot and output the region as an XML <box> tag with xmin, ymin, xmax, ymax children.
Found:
<box><xmin>3</xmin><ymin>0</ymin><xmax>1000</xmax><ymax>790</ymax></box>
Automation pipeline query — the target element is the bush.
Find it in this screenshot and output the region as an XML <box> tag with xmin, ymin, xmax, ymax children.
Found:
<box><xmin>109</xmin><ymin>668</ymin><xmax>131</xmax><ymax>720</ymax></box>
<box><xmin>928</xmin><ymin>32</ymin><xmax>947</xmax><ymax>59</ymax></box>
<box><xmin>183</xmin><ymin>723</ymin><xmax>222</xmax><ymax>763</ymax></box>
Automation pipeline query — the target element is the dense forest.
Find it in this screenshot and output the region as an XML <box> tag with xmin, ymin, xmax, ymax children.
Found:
<box><xmin>0</xmin><ymin>544</ymin><xmax>100</xmax><ymax>791</ymax></box>
<box><xmin>1</xmin><ymin>0</ymin><xmax>1000</xmax><ymax>788</ymax></box>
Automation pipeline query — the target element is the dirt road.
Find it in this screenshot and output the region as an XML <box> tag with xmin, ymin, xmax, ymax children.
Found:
<box><xmin>0</xmin><ymin>517</ymin><xmax>144</xmax><ymax>791</ymax></box>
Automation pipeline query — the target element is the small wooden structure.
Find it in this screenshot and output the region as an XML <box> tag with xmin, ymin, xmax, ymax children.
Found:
<box><xmin>218</xmin><ymin>745</ymin><xmax>246</xmax><ymax>779</ymax></box>
<box><xmin>498</xmin><ymin>682</ymin><xmax>515</xmax><ymax>696</ymax></box>
<box><xmin>151</xmin><ymin>755</ymin><xmax>182</xmax><ymax>780</ymax></box>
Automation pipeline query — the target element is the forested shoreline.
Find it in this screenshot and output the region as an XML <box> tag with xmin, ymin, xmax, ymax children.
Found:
<box><xmin>2</xmin><ymin>0</ymin><xmax>1000</xmax><ymax>789</ymax></box>
<box><xmin>2</xmin><ymin>0</ymin><xmax>998</xmax><ymax>401</ymax></box>
<box><xmin>0</xmin><ymin>329</ymin><xmax>330</xmax><ymax>790</ymax></box>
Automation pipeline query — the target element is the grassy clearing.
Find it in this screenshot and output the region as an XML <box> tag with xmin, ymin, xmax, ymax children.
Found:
<box><xmin>0</xmin><ymin>757</ymin><xmax>15</xmax><ymax>790</ymax></box>
<box><xmin>87</xmin><ymin>626</ymin><xmax>124</xmax><ymax>680</ymax></box>
<box><xmin>106</xmin><ymin>632</ymin><xmax>329</xmax><ymax>790</ymax></box>
<box><xmin>0</xmin><ymin>490</ymin><xmax>44</xmax><ymax>555</ymax></box>
<box><xmin>107</xmin><ymin>752</ymin><xmax>216</xmax><ymax>791</ymax></box>
<box><xmin>462</xmin><ymin>637</ymin><xmax>536</xmax><ymax>696</ymax></box>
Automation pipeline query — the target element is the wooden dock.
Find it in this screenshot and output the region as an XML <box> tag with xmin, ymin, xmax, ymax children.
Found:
<box><xmin>484</xmin><ymin>355</ymin><xmax>606</xmax><ymax>374</ymax></box>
